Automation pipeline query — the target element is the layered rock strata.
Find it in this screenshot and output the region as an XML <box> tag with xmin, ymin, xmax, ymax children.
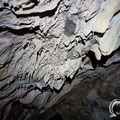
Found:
<box><xmin>0</xmin><ymin>0</ymin><xmax>120</xmax><ymax>119</ymax></box>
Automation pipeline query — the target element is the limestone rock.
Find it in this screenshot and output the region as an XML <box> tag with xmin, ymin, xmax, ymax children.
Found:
<box><xmin>83</xmin><ymin>0</ymin><xmax>120</xmax><ymax>35</ymax></box>
<box><xmin>99</xmin><ymin>13</ymin><xmax>120</xmax><ymax>56</ymax></box>
<box><xmin>58</xmin><ymin>58</ymin><xmax>82</xmax><ymax>79</ymax></box>
<box><xmin>0</xmin><ymin>0</ymin><xmax>120</xmax><ymax>120</ymax></box>
<box><xmin>12</xmin><ymin>0</ymin><xmax>61</xmax><ymax>15</ymax></box>
<box><xmin>92</xmin><ymin>0</ymin><xmax>120</xmax><ymax>33</ymax></box>
<box><xmin>91</xmin><ymin>44</ymin><xmax>101</xmax><ymax>60</ymax></box>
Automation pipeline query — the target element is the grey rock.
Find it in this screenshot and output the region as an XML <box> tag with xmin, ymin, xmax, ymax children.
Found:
<box><xmin>99</xmin><ymin>13</ymin><xmax>120</xmax><ymax>56</ymax></box>
<box><xmin>0</xmin><ymin>0</ymin><xmax>120</xmax><ymax>120</ymax></box>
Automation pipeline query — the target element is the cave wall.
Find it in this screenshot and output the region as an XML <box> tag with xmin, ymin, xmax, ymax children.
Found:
<box><xmin>0</xmin><ymin>0</ymin><xmax>120</xmax><ymax>120</ymax></box>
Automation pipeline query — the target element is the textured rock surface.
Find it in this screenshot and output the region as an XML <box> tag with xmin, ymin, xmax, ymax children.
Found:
<box><xmin>6</xmin><ymin>63</ymin><xmax>120</xmax><ymax>120</ymax></box>
<box><xmin>0</xmin><ymin>0</ymin><xmax>120</xmax><ymax>120</ymax></box>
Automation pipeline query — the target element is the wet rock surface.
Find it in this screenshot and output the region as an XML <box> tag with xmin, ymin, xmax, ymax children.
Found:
<box><xmin>0</xmin><ymin>0</ymin><xmax>120</xmax><ymax>120</ymax></box>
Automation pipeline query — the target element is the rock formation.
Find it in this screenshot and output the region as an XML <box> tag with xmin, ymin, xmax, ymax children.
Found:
<box><xmin>0</xmin><ymin>0</ymin><xmax>120</xmax><ymax>120</ymax></box>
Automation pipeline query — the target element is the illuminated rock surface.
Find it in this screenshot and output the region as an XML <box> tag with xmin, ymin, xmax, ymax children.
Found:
<box><xmin>0</xmin><ymin>0</ymin><xmax>120</xmax><ymax>120</ymax></box>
